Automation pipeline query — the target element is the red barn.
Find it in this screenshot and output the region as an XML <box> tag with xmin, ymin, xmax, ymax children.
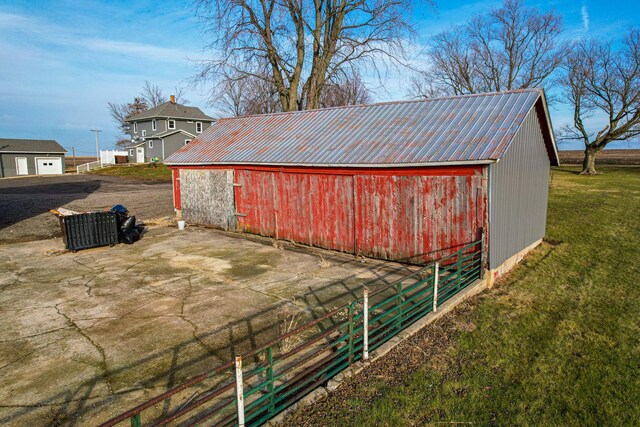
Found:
<box><xmin>165</xmin><ymin>89</ymin><xmax>558</xmax><ymax>276</ymax></box>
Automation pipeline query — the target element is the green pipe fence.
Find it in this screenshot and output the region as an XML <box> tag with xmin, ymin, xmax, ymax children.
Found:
<box><xmin>99</xmin><ymin>238</ymin><xmax>483</xmax><ymax>427</ymax></box>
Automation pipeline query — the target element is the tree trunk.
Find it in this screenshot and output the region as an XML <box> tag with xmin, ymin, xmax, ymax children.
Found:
<box><xmin>580</xmin><ymin>147</ymin><xmax>600</xmax><ymax>175</ymax></box>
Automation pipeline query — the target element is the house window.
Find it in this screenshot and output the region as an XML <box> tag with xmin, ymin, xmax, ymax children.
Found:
<box><xmin>142</xmin><ymin>129</ymin><xmax>147</xmax><ymax>137</ymax></box>
<box><xmin>152</xmin><ymin>119</ymin><xmax>157</xmax><ymax>131</ymax></box>
<box><xmin>129</xmin><ymin>149</ymin><xmax>134</xmax><ymax>156</ymax></box>
<box><xmin>196</xmin><ymin>122</ymin><xmax>202</xmax><ymax>133</ymax></box>
<box><xmin>184</xmin><ymin>139</ymin><xmax>192</xmax><ymax>146</ymax></box>
<box><xmin>149</xmin><ymin>140</ymin><xmax>153</xmax><ymax>148</ymax></box>
<box><xmin>168</xmin><ymin>119</ymin><xmax>176</xmax><ymax>130</ymax></box>
<box><xmin>133</xmin><ymin>122</ymin><xmax>137</xmax><ymax>133</ymax></box>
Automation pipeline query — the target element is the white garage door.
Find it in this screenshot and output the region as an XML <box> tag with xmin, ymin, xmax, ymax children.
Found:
<box><xmin>36</xmin><ymin>158</ymin><xmax>63</xmax><ymax>175</ymax></box>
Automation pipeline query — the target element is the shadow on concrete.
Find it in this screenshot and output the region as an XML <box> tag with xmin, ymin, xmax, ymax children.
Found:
<box><xmin>0</xmin><ymin>257</ymin><xmax>417</xmax><ymax>427</ymax></box>
<box><xmin>0</xmin><ymin>177</ymin><xmax>102</xmax><ymax>232</ymax></box>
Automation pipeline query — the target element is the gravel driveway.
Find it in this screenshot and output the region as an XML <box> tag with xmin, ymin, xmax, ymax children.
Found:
<box><xmin>0</xmin><ymin>174</ymin><xmax>174</xmax><ymax>243</ymax></box>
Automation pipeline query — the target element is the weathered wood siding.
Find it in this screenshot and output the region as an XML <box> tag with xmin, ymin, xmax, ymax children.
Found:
<box><xmin>180</xmin><ymin>169</ymin><xmax>235</xmax><ymax>230</ymax></box>
<box><xmin>234</xmin><ymin>170</ymin><xmax>355</xmax><ymax>252</ymax></box>
<box><xmin>354</xmin><ymin>174</ymin><xmax>486</xmax><ymax>263</ymax></box>
<box><xmin>232</xmin><ymin>167</ymin><xmax>486</xmax><ymax>263</ymax></box>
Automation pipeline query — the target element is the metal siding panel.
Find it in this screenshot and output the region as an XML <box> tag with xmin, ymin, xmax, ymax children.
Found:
<box><xmin>489</xmin><ymin>110</ymin><xmax>550</xmax><ymax>269</ymax></box>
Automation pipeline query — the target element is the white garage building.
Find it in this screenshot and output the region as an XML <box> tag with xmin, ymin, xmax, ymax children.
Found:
<box><xmin>0</xmin><ymin>138</ymin><xmax>67</xmax><ymax>178</ymax></box>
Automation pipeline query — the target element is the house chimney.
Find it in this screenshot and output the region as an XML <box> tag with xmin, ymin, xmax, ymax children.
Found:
<box><xmin>170</xmin><ymin>95</ymin><xmax>175</xmax><ymax>104</ymax></box>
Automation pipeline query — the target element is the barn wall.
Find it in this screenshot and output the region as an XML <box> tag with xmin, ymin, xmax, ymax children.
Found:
<box><xmin>180</xmin><ymin>169</ymin><xmax>235</xmax><ymax>229</ymax></box>
<box><xmin>489</xmin><ymin>109</ymin><xmax>550</xmax><ymax>269</ymax></box>
<box><xmin>231</xmin><ymin>167</ymin><xmax>486</xmax><ymax>263</ymax></box>
<box><xmin>234</xmin><ymin>170</ymin><xmax>355</xmax><ymax>252</ymax></box>
<box><xmin>355</xmin><ymin>174</ymin><xmax>486</xmax><ymax>263</ymax></box>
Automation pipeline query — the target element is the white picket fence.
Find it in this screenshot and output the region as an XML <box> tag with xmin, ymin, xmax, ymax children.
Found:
<box><xmin>77</xmin><ymin>160</ymin><xmax>103</xmax><ymax>173</ymax></box>
<box><xmin>77</xmin><ymin>150</ymin><xmax>128</xmax><ymax>173</ymax></box>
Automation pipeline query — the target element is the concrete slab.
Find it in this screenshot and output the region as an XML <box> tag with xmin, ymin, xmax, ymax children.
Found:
<box><xmin>0</xmin><ymin>226</ymin><xmax>417</xmax><ymax>426</ymax></box>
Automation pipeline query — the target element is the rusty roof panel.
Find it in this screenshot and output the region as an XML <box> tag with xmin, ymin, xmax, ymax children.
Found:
<box><xmin>165</xmin><ymin>89</ymin><xmax>556</xmax><ymax>167</ymax></box>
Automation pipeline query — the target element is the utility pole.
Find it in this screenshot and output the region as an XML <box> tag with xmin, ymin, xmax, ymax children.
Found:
<box><xmin>90</xmin><ymin>129</ymin><xmax>102</xmax><ymax>161</ymax></box>
<box><xmin>68</xmin><ymin>147</ymin><xmax>76</xmax><ymax>168</ymax></box>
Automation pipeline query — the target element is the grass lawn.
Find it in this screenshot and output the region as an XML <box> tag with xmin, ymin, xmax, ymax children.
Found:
<box><xmin>286</xmin><ymin>166</ymin><xmax>640</xmax><ymax>426</ymax></box>
<box><xmin>87</xmin><ymin>164</ymin><xmax>172</xmax><ymax>181</ymax></box>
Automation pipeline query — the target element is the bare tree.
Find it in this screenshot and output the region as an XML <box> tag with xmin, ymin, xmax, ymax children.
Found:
<box><xmin>216</xmin><ymin>73</ymin><xmax>281</xmax><ymax>117</ymax></box>
<box><xmin>410</xmin><ymin>0</ymin><xmax>565</xmax><ymax>97</ymax></box>
<box><xmin>407</xmin><ymin>73</ymin><xmax>450</xmax><ymax>99</ymax></box>
<box><xmin>107</xmin><ymin>101</ymin><xmax>134</xmax><ymax>135</ymax></box>
<box><xmin>216</xmin><ymin>70</ymin><xmax>371</xmax><ymax>117</ymax></box>
<box><xmin>107</xmin><ymin>97</ymin><xmax>149</xmax><ymax>148</ymax></box>
<box><xmin>560</xmin><ymin>29</ymin><xmax>640</xmax><ymax>175</ymax></box>
<box><xmin>141</xmin><ymin>81</ymin><xmax>166</xmax><ymax>107</ymax></box>
<box><xmin>140</xmin><ymin>80</ymin><xmax>189</xmax><ymax>106</ymax></box>
<box><xmin>195</xmin><ymin>0</ymin><xmax>424</xmax><ymax>112</ymax></box>
<box><xmin>319</xmin><ymin>72</ymin><xmax>372</xmax><ymax>107</ymax></box>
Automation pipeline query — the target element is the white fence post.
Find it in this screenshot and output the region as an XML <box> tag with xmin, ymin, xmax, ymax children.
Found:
<box><xmin>363</xmin><ymin>288</ymin><xmax>369</xmax><ymax>361</ymax></box>
<box><xmin>433</xmin><ymin>262</ymin><xmax>439</xmax><ymax>313</ymax></box>
<box><xmin>235</xmin><ymin>356</ymin><xmax>245</xmax><ymax>427</ymax></box>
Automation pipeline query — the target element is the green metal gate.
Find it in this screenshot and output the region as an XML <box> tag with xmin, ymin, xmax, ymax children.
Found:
<box><xmin>100</xmin><ymin>239</ymin><xmax>483</xmax><ymax>427</ymax></box>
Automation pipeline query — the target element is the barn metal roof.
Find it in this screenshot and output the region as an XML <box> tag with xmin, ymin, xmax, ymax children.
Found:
<box><xmin>164</xmin><ymin>89</ymin><xmax>558</xmax><ymax>167</ymax></box>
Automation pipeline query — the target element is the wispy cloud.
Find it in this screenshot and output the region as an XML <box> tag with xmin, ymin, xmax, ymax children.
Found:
<box><xmin>76</xmin><ymin>38</ymin><xmax>190</xmax><ymax>61</ymax></box>
<box><xmin>0</xmin><ymin>11</ymin><xmax>195</xmax><ymax>63</ymax></box>
<box><xmin>581</xmin><ymin>4</ymin><xmax>589</xmax><ymax>32</ymax></box>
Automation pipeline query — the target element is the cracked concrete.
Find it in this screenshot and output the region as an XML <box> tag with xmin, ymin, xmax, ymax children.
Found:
<box><xmin>0</xmin><ymin>226</ymin><xmax>416</xmax><ymax>426</ymax></box>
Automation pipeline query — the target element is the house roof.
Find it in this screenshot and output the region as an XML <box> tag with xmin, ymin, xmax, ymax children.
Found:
<box><xmin>126</xmin><ymin>102</ymin><xmax>214</xmax><ymax>122</ymax></box>
<box><xmin>125</xmin><ymin>141</ymin><xmax>147</xmax><ymax>149</ymax></box>
<box><xmin>154</xmin><ymin>129</ymin><xmax>196</xmax><ymax>139</ymax></box>
<box><xmin>164</xmin><ymin>89</ymin><xmax>558</xmax><ymax>167</ymax></box>
<box><xmin>0</xmin><ymin>138</ymin><xmax>66</xmax><ymax>154</ymax></box>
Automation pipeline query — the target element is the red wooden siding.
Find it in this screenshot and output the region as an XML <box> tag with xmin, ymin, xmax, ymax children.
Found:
<box><xmin>234</xmin><ymin>170</ymin><xmax>355</xmax><ymax>252</ymax></box>
<box><xmin>354</xmin><ymin>175</ymin><xmax>486</xmax><ymax>263</ymax></box>
<box><xmin>224</xmin><ymin>166</ymin><xmax>487</xmax><ymax>263</ymax></box>
<box><xmin>172</xmin><ymin>169</ymin><xmax>181</xmax><ymax>211</ymax></box>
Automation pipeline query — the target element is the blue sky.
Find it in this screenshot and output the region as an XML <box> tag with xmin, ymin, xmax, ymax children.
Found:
<box><xmin>0</xmin><ymin>0</ymin><xmax>638</xmax><ymax>155</ymax></box>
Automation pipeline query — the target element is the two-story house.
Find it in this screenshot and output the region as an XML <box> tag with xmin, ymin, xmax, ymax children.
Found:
<box><xmin>125</xmin><ymin>96</ymin><xmax>215</xmax><ymax>163</ymax></box>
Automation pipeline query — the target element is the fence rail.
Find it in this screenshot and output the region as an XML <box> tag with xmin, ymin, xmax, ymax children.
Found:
<box><xmin>77</xmin><ymin>160</ymin><xmax>103</xmax><ymax>173</ymax></box>
<box><xmin>99</xmin><ymin>238</ymin><xmax>484</xmax><ymax>427</ymax></box>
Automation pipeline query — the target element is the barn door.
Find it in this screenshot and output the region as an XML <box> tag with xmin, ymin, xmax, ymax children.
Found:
<box><xmin>354</xmin><ymin>175</ymin><xmax>486</xmax><ymax>263</ymax></box>
<box><xmin>234</xmin><ymin>169</ymin><xmax>355</xmax><ymax>252</ymax></box>
<box><xmin>179</xmin><ymin>169</ymin><xmax>236</xmax><ymax>230</ymax></box>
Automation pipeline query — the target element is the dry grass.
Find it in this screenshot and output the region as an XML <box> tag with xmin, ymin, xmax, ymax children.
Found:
<box><xmin>143</xmin><ymin>216</ymin><xmax>176</xmax><ymax>227</ymax></box>
<box><xmin>559</xmin><ymin>149</ymin><xmax>640</xmax><ymax>165</ymax></box>
<box><xmin>88</xmin><ymin>164</ymin><xmax>172</xmax><ymax>181</ymax></box>
<box><xmin>277</xmin><ymin>300</ymin><xmax>305</xmax><ymax>354</ymax></box>
<box><xmin>317</xmin><ymin>255</ymin><xmax>331</xmax><ymax>269</ymax></box>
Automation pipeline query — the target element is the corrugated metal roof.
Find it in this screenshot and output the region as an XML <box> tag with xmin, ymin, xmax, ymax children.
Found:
<box><xmin>0</xmin><ymin>138</ymin><xmax>66</xmax><ymax>153</ymax></box>
<box><xmin>165</xmin><ymin>89</ymin><xmax>557</xmax><ymax>167</ymax></box>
